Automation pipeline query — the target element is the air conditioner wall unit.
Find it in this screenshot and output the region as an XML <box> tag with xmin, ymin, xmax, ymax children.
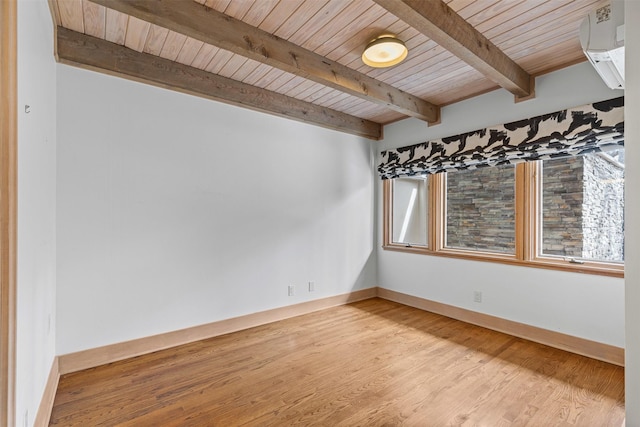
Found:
<box><xmin>580</xmin><ymin>1</ymin><xmax>625</xmax><ymax>90</ymax></box>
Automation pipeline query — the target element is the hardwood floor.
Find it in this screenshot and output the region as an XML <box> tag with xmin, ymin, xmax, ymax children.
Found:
<box><xmin>49</xmin><ymin>298</ymin><xmax>625</xmax><ymax>426</ymax></box>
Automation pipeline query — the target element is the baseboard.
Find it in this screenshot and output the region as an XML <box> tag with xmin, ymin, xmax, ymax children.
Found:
<box><xmin>377</xmin><ymin>288</ymin><xmax>624</xmax><ymax>366</ymax></box>
<box><xmin>33</xmin><ymin>356</ymin><xmax>59</xmax><ymax>427</ymax></box>
<box><xmin>57</xmin><ymin>285</ymin><xmax>623</xmax><ymax>374</ymax></box>
<box><xmin>58</xmin><ymin>288</ymin><xmax>377</xmax><ymax>375</ymax></box>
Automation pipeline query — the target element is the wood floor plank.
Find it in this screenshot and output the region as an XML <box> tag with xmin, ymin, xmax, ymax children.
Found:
<box><xmin>49</xmin><ymin>298</ymin><xmax>624</xmax><ymax>426</ymax></box>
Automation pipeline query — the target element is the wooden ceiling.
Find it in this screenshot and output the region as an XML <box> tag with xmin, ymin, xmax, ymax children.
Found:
<box><xmin>49</xmin><ymin>0</ymin><xmax>607</xmax><ymax>140</ymax></box>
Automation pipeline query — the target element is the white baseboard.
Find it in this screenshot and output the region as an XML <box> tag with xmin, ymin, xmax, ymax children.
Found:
<box><xmin>58</xmin><ymin>288</ymin><xmax>377</xmax><ymax>375</ymax></box>
<box><xmin>377</xmin><ymin>287</ymin><xmax>624</xmax><ymax>366</ymax></box>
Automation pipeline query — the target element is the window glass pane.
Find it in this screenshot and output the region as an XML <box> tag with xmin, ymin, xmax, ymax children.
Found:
<box><xmin>445</xmin><ymin>165</ymin><xmax>516</xmax><ymax>254</ymax></box>
<box><xmin>540</xmin><ymin>149</ymin><xmax>625</xmax><ymax>262</ymax></box>
<box><xmin>392</xmin><ymin>177</ymin><xmax>428</xmax><ymax>246</ymax></box>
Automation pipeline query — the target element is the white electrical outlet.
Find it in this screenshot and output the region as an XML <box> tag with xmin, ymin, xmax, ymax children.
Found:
<box><xmin>308</xmin><ymin>281</ymin><xmax>315</xmax><ymax>292</ymax></box>
<box><xmin>288</xmin><ymin>285</ymin><xmax>295</xmax><ymax>296</ymax></box>
<box><xmin>473</xmin><ymin>291</ymin><xmax>482</xmax><ymax>303</ymax></box>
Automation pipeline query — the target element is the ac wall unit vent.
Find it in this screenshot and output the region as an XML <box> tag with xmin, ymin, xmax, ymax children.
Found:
<box><xmin>580</xmin><ymin>1</ymin><xmax>625</xmax><ymax>90</ymax></box>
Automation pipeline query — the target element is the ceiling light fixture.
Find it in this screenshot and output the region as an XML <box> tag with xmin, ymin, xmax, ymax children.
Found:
<box><xmin>362</xmin><ymin>35</ymin><xmax>408</xmax><ymax>68</ymax></box>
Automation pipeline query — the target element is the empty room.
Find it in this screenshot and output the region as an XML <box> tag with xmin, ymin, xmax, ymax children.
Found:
<box><xmin>3</xmin><ymin>0</ymin><xmax>640</xmax><ymax>426</ymax></box>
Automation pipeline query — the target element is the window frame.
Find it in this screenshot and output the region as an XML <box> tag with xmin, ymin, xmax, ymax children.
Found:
<box><xmin>383</xmin><ymin>174</ymin><xmax>432</xmax><ymax>254</ymax></box>
<box><xmin>387</xmin><ymin>175</ymin><xmax>430</xmax><ymax>249</ymax></box>
<box><xmin>382</xmin><ymin>160</ymin><xmax>624</xmax><ymax>278</ymax></box>
<box><xmin>527</xmin><ymin>161</ymin><xmax>624</xmax><ymax>276</ymax></box>
<box><xmin>440</xmin><ymin>164</ymin><xmax>521</xmax><ymax>259</ymax></box>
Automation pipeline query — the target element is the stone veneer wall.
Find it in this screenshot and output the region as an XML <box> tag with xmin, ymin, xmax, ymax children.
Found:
<box><xmin>541</xmin><ymin>157</ymin><xmax>585</xmax><ymax>258</ymax></box>
<box><xmin>541</xmin><ymin>153</ymin><xmax>624</xmax><ymax>261</ymax></box>
<box><xmin>446</xmin><ymin>165</ymin><xmax>515</xmax><ymax>253</ymax></box>
<box><xmin>582</xmin><ymin>152</ymin><xmax>625</xmax><ymax>261</ymax></box>
<box><xmin>446</xmin><ymin>153</ymin><xmax>624</xmax><ymax>260</ymax></box>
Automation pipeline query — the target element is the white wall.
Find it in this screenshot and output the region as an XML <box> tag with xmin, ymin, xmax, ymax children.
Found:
<box><xmin>56</xmin><ymin>66</ymin><xmax>377</xmax><ymax>355</ymax></box>
<box><xmin>378</xmin><ymin>62</ymin><xmax>625</xmax><ymax>347</ymax></box>
<box><xmin>16</xmin><ymin>0</ymin><xmax>57</xmax><ymax>426</ymax></box>
<box><xmin>625</xmin><ymin>1</ymin><xmax>640</xmax><ymax>424</ymax></box>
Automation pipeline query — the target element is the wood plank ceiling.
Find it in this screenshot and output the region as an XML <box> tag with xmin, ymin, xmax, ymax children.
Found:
<box><xmin>50</xmin><ymin>0</ymin><xmax>608</xmax><ymax>139</ymax></box>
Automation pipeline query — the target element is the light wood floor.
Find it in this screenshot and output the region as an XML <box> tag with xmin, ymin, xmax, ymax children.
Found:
<box><xmin>49</xmin><ymin>298</ymin><xmax>625</xmax><ymax>426</ymax></box>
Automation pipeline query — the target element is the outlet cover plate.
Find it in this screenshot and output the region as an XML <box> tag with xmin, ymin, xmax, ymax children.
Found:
<box><xmin>473</xmin><ymin>291</ymin><xmax>482</xmax><ymax>303</ymax></box>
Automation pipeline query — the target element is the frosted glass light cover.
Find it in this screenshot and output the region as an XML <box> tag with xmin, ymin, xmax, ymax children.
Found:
<box><xmin>362</xmin><ymin>37</ymin><xmax>408</xmax><ymax>68</ymax></box>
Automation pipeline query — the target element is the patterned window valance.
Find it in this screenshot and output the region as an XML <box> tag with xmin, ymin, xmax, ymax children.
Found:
<box><xmin>378</xmin><ymin>97</ymin><xmax>624</xmax><ymax>180</ymax></box>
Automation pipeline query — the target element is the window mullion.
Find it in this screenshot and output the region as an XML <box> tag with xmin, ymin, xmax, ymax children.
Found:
<box><xmin>382</xmin><ymin>179</ymin><xmax>392</xmax><ymax>247</ymax></box>
<box><xmin>515</xmin><ymin>164</ymin><xmax>525</xmax><ymax>261</ymax></box>
<box><xmin>523</xmin><ymin>161</ymin><xmax>540</xmax><ymax>262</ymax></box>
<box><xmin>517</xmin><ymin>162</ymin><xmax>538</xmax><ymax>261</ymax></box>
<box><xmin>430</xmin><ymin>172</ymin><xmax>445</xmax><ymax>251</ymax></box>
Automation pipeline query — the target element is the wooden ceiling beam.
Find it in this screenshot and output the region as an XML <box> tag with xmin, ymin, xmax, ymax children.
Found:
<box><xmin>89</xmin><ymin>0</ymin><xmax>439</xmax><ymax>123</ymax></box>
<box><xmin>374</xmin><ymin>0</ymin><xmax>533</xmax><ymax>100</ymax></box>
<box><xmin>55</xmin><ymin>27</ymin><xmax>382</xmax><ymax>140</ymax></box>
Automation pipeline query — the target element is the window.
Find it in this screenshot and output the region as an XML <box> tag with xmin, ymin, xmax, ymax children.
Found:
<box><xmin>537</xmin><ymin>149</ymin><xmax>625</xmax><ymax>265</ymax></box>
<box><xmin>390</xmin><ymin>177</ymin><xmax>428</xmax><ymax>247</ymax></box>
<box><xmin>445</xmin><ymin>165</ymin><xmax>516</xmax><ymax>254</ymax></box>
<box><xmin>383</xmin><ymin>150</ymin><xmax>624</xmax><ymax>277</ymax></box>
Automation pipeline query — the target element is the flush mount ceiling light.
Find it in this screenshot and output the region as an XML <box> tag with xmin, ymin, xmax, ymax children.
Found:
<box><xmin>362</xmin><ymin>35</ymin><xmax>408</xmax><ymax>68</ymax></box>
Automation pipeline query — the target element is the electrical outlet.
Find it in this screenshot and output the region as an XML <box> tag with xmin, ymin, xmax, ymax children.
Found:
<box><xmin>308</xmin><ymin>281</ymin><xmax>315</xmax><ymax>292</ymax></box>
<box><xmin>473</xmin><ymin>291</ymin><xmax>482</xmax><ymax>303</ymax></box>
<box><xmin>288</xmin><ymin>285</ymin><xmax>295</xmax><ymax>296</ymax></box>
